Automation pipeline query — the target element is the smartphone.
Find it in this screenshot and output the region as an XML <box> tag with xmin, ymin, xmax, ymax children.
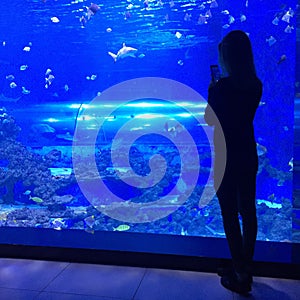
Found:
<box><xmin>210</xmin><ymin>64</ymin><xmax>221</xmax><ymax>83</ymax></box>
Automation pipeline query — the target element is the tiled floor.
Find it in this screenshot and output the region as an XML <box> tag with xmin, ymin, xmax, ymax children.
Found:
<box><xmin>0</xmin><ymin>258</ymin><xmax>299</xmax><ymax>300</ymax></box>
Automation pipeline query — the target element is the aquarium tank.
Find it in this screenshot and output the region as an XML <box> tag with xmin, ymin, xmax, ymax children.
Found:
<box><xmin>0</xmin><ymin>0</ymin><xmax>299</xmax><ymax>262</ymax></box>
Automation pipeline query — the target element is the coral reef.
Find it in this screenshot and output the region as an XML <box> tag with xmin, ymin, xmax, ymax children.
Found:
<box><xmin>0</xmin><ymin>107</ymin><xmax>75</xmax><ymax>207</ymax></box>
<box><xmin>0</xmin><ymin>109</ymin><xmax>296</xmax><ymax>242</ymax></box>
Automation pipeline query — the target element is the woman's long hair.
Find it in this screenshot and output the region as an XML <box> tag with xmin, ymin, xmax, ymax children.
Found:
<box><xmin>219</xmin><ymin>30</ymin><xmax>257</xmax><ymax>80</ymax></box>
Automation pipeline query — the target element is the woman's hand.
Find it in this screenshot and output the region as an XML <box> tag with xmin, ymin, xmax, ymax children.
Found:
<box><xmin>209</xmin><ymin>80</ymin><xmax>217</xmax><ymax>90</ymax></box>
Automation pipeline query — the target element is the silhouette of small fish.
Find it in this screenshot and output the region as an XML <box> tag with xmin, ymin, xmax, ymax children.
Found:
<box><xmin>277</xmin><ymin>54</ymin><xmax>287</xmax><ymax>64</ymax></box>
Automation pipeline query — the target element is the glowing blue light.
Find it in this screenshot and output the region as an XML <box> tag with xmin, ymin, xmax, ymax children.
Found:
<box><xmin>176</xmin><ymin>113</ymin><xmax>192</xmax><ymax>118</ymax></box>
<box><xmin>46</xmin><ymin>118</ymin><xmax>59</xmax><ymax>123</ymax></box>
<box><xmin>125</xmin><ymin>102</ymin><xmax>165</xmax><ymax>108</ymax></box>
<box><xmin>69</xmin><ymin>104</ymin><xmax>90</xmax><ymax>109</ymax></box>
<box><xmin>135</xmin><ymin>113</ymin><xmax>166</xmax><ymax>119</ymax></box>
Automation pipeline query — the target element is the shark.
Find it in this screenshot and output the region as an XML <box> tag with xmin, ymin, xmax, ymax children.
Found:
<box><xmin>0</xmin><ymin>94</ymin><xmax>21</xmax><ymax>102</ymax></box>
<box><xmin>108</xmin><ymin>43</ymin><xmax>138</xmax><ymax>62</ymax></box>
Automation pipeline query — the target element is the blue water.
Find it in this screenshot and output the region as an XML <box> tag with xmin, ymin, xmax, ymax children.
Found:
<box><xmin>0</xmin><ymin>0</ymin><xmax>298</xmax><ymax>243</ymax></box>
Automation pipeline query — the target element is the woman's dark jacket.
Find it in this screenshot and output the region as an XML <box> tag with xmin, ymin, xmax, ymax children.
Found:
<box><xmin>204</xmin><ymin>76</ymin><xmax>263</xmax><ymax>177</ymax></box>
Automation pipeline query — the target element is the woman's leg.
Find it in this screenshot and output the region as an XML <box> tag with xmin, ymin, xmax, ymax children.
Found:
<box><xmin>217</xmin><ymin>173</ymin><xmax>245</xmax><ymax>273</ymax></box>
<box><xmin>237</xmin><ymin>171</ymin><xmax>258</xmax><ymax>273</ymax></box>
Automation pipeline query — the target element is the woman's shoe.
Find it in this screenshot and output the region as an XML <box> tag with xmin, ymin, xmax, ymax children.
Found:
<box><xmin>217</xmin><ymin>266</ymin><xmax>234</xmax><ymax>277</ymax></box>
<box><xmin>220</xmin><ymin>272</ymin><xmax>252</xmax><ymax>295</ymax></box>
<box><xmin>217</xmin><ymin>266</ymin><xmax>253</xmax><ymax>284</ymax></box>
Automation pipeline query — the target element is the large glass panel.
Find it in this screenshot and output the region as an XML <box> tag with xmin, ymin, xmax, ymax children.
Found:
<box><xmin>0</xmin><ymin>0</ymin><xmax>298</xmax><ymax>258</ymax></box>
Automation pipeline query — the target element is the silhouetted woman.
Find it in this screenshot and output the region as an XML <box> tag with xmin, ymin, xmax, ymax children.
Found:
<box><xmin>204</xmin><ymin>30</ymin><xmax>263</xmax><ymax>294</ymax></box>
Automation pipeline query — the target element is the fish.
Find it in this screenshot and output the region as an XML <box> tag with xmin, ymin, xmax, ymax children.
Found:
<box><xmin>198</xmin><ymin>15</ymin><xmax>207</xmax><ymax>25</ymax></box>
<box><xmin>29</xmin><ymin>196</ymin><xmax>44</xmax><ymax>203</ymax></box>
<box><xmin>20</xmin><ymin>65</ymin><xmax>28</xmax><ymax>71</ymax></box>
<box><xmin>22</xmin><ymin>86</ymin><xmax>31</xmax><ymax>94</ymax></box>
<box><xmin>45</xmin><ymin>68</ymin><xmax>52</xmax><ymax>76</ymax></box>
<box><xmin>84</xmin><ymin>215</ymin><xmax>95</xmax><ymax>228</ymax></box>
<box><xmin>143</xmin><ymin>0</ymin><xmax>149</xmax><ymax>9</ymax></box>
<box><xmin>31</xmin><ymin>123</ymin><xmax>55</xmax><ymax>135</ymax></box>
<box><xmin>108</xmin><ymin>43</ymin><xmax>138</xmax><ymax>62</ymax></box>
<box><xmin>180</xmin><ymin>228</ymin><xmax>188</xmax><ymax>235</ymax></box>
<box><xmin>284</xmin><ymin>25</ymin><xmax>293</xmax><ymax>33</ymax></box>
<box><xmin>277</xmin><ymin>54</ymin><xmax>287</xmax><ymax>64</ymax></box>
<box><xmin>256</xmin><ymin>143</ymin><xmax>267</xmax><ymax>156</ymax></box>
<box><xmin>272</xmin><ymin>16</ymin><xmax>279</xmax><ymax>25</ymax></box>
<box><xmin>51</xmin><ymin>218</ymin><xmax>65</xmax><ymax>230</ymax></box>
<box><xmin>80</xmin><ymin>15</ymin><xmax>87</xmax><ymax>27</ymax></box>
<box><xmin>23</xmin><ymin>46</ymin><xmax>30</xmax><ymax>52</ymax></box>
<box><xmin>175</xmin><ymin>31</ymin><xmax>182</xmax><ymax>39</ymax></box>
<box><xmin>184</xmin><ymin>13</ymin><xmax>192</xmax><ymax>22</ymax></box>
<box><xmin>210</xmin><ymin>0</ymin><xmax>218</xmax><ymax>8</ymax></box>
<box><xmin>240</xmin><ymin>14</ymin><xmax>246</xmax><ymax>22</ymax></box>
<box><xmin>51</xmin><ymin>17</ymin><xmax>60</xmax><ymax>23</ymax></box>
<box><xmin>45</xmin><ymin>74</ymin><xmax>55</xmax><ymax>88</ymax></box>
<box><xmin>266</xmin><ymin>36</ymin><xmax>277</xmax><ymax>46</ymax></box>
<box><xmin>164</xmin><ymin>122</ymin><xmax>184</xmax><ymax>138</ymax></box>
<box><xmin>9</xmin><ymin>82</ymin><xmax>17</xmax><ymax>89</ymax></box>
<box><xmin>124</xmin><ymin>11</ymin><xmax>132</xmax><ymax>20</ymax></box>
<box><xmin>288</xmin><ymin>157</ymin><xmax>293</xmax><ymax>171</ymax></box>
<box><xmin>6</xmin><ymin>74</ymin><xmax>15</xmax><ymax>81</ymax></box>
<box><xmin>56</xmin><ymin>132</ymin><xmax>73</xmax><ymax>141</ymax></box>
<box><xmin>221</xmin><ymin>10</ymin><xmax>230</xmax><ymax>15</ymax></box>
<box><xmin>228</xmin><ymin>15</ymin><xmax>235</xmax><ymax>24</ymax></box>
<box><xmin>281</xmin><ymin>10</ymin><xmax>293</xmax><ymax>23</ymax></box>
<box><xmin>86</xmin><ymin>74</ymin><xmax>97</xmax><ymax>80</ymax></box>
<box><xmin>205</xmin><ymin>10</ymin><xmax>211</xmax><ymax>18</ymax></box>
<box><xmin>23</xmin><ymin>190</ymin><xmax>31</xmax><ymax>195</ymax></box>
<box><xmin>113</xmin><ymin>224</ymin><xmax>130</xmax><ymax>231</ymax></box>
<box><xmin>198</xmin><ymin>4</ymin><xmax>205</xmax><ymax>10</ymax></box>
<box><xmin>0</xmin><ymin>94</ymin><xmax>21</xmax><ymax>102</ymax></box>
